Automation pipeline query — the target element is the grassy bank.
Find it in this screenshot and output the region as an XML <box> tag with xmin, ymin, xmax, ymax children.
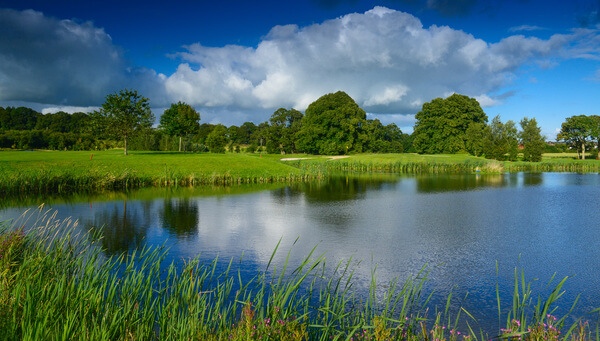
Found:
<box><xmin>0</xmin><ymin>150</ymin><xmax>319</xmax><ymax>195</ymax></box>
<box><xmin>287</xmin><ymin>153</ymin><xmax>600</xmax><ymax>174</ymax></box>
<box><xmin>0</xmin><ymin>208</ymin><xmax>597</xmax><ymax>340</ymax></box>
<box><xmin>2</xmin><ymin>150</ymin><xmax>600</xmax><ymax>195</ymax></box>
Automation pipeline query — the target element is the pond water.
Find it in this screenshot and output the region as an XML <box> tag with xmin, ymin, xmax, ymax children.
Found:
<box><xmin>1</xmin><ymin>172</ymin><xmax>599</xmax><ymax>334</ymax></box>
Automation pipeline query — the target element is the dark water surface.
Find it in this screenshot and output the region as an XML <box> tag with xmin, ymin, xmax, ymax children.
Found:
<box><xmin>2</xmin><ymin>172</ymin><xmax>599</xmax><ymax>334</ymax></box>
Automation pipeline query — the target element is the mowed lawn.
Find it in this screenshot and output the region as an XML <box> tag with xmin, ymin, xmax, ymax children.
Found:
<box><xmin>0</xmin><ymin>150</ymin><xmax>307</xmax><ymax>179</ymax></box>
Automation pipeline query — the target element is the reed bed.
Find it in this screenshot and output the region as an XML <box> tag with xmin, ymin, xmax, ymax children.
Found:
<box><xmin>504</xmin><ymin>161</ymin><xmax>600</xmax><ymax>173</ymax></box>
<box><xmin>292</xmin><ymin>153</ymin><xmax>600</xmax><ymax>175</ymax></box>
<box><xmin>290</xmin><ymin>155</ymin><xmax>500</xmax><ymax>175</ymax></box>
<box><xmin>1</xmin><ymin>208</ymin><xmax>598</xmax><ymax>340</ymax></box>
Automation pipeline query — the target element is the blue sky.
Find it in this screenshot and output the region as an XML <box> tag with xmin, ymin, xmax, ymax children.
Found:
<box><xmin>1</xmin><ymin>0</ymin><xmax>599</xmax><ymax>139</ymax></box>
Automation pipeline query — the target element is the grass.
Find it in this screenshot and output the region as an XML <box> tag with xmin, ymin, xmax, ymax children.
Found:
<box><xmin>2</xmin><ymin>149</ymin><xmax>600</xmax><ymax>196</ymax></box>
<box><xmin>1</xmin><ymin>208</ymin><xmax>599</xmax><ymax>340</ymax></box>
<box><xmin>0</xmin><ymin>150</ymin><xmax>319</xmax><ymax>195</ymax></box>
<box><xmin>288</xmin><ymin>153</ymin><xmax>600</xmax><ymax>174</ymax></box>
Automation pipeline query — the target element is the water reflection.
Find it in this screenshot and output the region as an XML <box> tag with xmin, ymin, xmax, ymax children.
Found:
<box><xmin>92</xmin><ymin>200</ymin><xmax>150</xmax><ymax>255</ymax></box>
<box><xmin>414</xmin><ymin>172</ymin><xmax>545</xmax><ymax>193</ymax></box>
<box><xmin>1</xmin><ymin>173</ymin><xmax>600</xmax><ymax>335</ymax></box>
<box><xmin>160</xmin><ymin>198</ymin><xmax>199</xmax><ymax>237</ymax></box>
<box><xmin>292</xmin><ymin>174</ymin><xmax>400</xmax><ymax>202</ymax></box>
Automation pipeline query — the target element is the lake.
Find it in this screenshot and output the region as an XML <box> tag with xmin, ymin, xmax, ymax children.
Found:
<box><xmin>1</xmin><ymin>172</ymin><xmax>599</xmax><ymax>334</ymax></box>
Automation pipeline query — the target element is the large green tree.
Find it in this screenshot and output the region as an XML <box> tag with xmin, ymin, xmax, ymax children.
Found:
<box><xmin>267</xmin><ymin>108</ymin><xmax>303</xmax><ymax>154</ymax></box>
<box><xmin>557</xmin><ymin>115</ymin><xmax>594</xmax><ymax>159</ymax></box>
<box><xmin>519</xmin><ymin>117</ymin><xmax>545</xmax><ymax>162</ymax></box>
<box><xmin>94</xmin><ymin>89</ymin><xmax>154</xmax><ymax>155</ymax></box>
<box><xmin>296</xmin><ymin>91</ymin><xmax>367</xmax><ymax>155</ymax></box>
<box><xmin>159</xmin><ymin>101</ymin><xmax>200</xmax><ymax>152</ymax></box>
<box><xmin>412</xmin><ymin>94</ymin><xmax>488</xmax><ymax>154</ymax></box>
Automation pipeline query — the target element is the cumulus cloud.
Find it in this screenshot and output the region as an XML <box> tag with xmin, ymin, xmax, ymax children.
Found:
<box><xmin>166</xmin><ymin>6</ymin><xmax>592</xmax><ymax>118</ymax></box>
<box><xmin>2</xmin><ymin>6</ymin><xmax>598</xmax><ymax>126</ymax></box>
<box><xmin>0</xmin><ymin>9</ymin><xmax>164</xmax><ymax>107</ymax></box>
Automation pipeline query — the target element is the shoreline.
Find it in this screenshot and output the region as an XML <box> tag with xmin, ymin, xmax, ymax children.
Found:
<box><xmin>1</xmin><ymin>150</ymin><xmax>599</xmax><ymax>196</ymax></box>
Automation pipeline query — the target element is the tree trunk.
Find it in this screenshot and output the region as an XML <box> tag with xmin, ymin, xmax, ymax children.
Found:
<box><xmin>581</xmin><ymin>141</ymin><xmax>585</xmax><ymax>160</ymax></box>
<box><xmin>124</xmin><ymin>135</ymin><xmax>128</xmax><ymax>155</ymax></box>
<box><xmin>179</xmin><ymin>136</ymin><xmax>182</xmax><ymax>152</ymax></box>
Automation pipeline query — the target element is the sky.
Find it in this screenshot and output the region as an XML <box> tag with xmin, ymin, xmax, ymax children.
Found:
<box><xmin>0</xmin><ymin>0</ymin><xmax>599</xmax><ymax>139</ymax></box>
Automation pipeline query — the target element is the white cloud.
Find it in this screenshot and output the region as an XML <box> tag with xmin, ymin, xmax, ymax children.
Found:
<box><xmin>474</xmin><ymin>94</ymin><xmax>499</xmax><ymax>107</ymax></box>
<box><xmin>2</xmin><ymin>7</ymin><xmax>599</xmax><ymax>126</ymax></box>
<box><xmin>164</xmin><ymin>6</ymin><xmax>594</xmax><ymax>119</ymax></box>
<box><xmin>41</xmin><ymin>106</ymin><xmax>99</xmax><ymax>114</ymax></box>
<box><xmin>364</xmin><ymin>85</ymin><xmax>409</xmax><ymax>106</ymax></box>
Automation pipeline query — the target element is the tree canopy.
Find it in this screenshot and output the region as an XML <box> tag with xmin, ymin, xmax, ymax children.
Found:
<box><xmin>266</xmin><ymin>108</ymin><xmax>303</xmax><ymax>154</ymax></box>
<box><xmin>296</xmin><ymin>91</ymin><xmax>367</xmax><ymax>155</ymax></box>
<box><xmin>557</xmin><ymin>115</ymin><xmax>595</xmax><ymax>159</ymax></box>
<box><xmin>519</xmin><ymin>117</ymin><xmax>545</xmax><ymax>162</ymax></box>
<box><xmin>483</xmin><ymin>115</ymin><xmax>518</xmax><ymax>161</ymax></box>
<box><xmin>159</xmin><ymin>102</ymin><xmax>200</xmax><ymax>152</ymax></box>
<box><xmin>412</xmin><ymin>94</ymin><xmax>488</xmax><ymax>154</ymax></box>
<box><xmin>93</xmin><ymin>89</ymin><xmax>154</xmax><ymax>155</ymax></box>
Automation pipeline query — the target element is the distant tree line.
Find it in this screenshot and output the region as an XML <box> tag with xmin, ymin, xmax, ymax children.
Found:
<box><xmin>0</xmin><ymin>89</ymin><xmax>592</xmax><ymax>160</ymax></box>
<box><xmin>0</xmin><ymin>90</ymin><xmax>410</xmax><ymax>155</ymax></box>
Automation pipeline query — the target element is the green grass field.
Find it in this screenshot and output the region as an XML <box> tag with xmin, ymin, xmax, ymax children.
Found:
<box><xmin>1</xmin><ymin>149</ymin><xmax>599</xmax><ymax>195</ymax></box>
<box><xmin>0</xmin><ymin>150</ymin><xmax>317</xmax><ymax>195</ymax></box>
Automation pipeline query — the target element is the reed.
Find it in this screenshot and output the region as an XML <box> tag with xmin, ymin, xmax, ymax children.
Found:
<box><xmin>1</xmin><ymin>208</ymin><xmax>598</xmax><ymax>340</ymax></box>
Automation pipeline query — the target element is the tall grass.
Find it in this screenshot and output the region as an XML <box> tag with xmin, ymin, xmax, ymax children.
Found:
<box><xmin>290</xmin><ymin>154</ymin><xmax>501</xmax><ymax>175</ymax></box>
<box><xmin>1</xmin><ymin>207</ymin><xmax>598</xmax><ymax>340</ymax></box>
<box><xmin>292</xmin><ymin>153</ymin><xmax>600</xmax><ymax>175</ymax></box>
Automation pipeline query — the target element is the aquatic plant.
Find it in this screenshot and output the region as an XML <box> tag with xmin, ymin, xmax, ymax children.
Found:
<box><xmin>0</xmin><ymin>207</ymin><xmax>598</xmax><ymax>340</ymax></box>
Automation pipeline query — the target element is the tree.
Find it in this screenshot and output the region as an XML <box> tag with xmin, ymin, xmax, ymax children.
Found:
<box><xmin>237</xmin><ymin>122</ymin><xmax>257</xmax><ymax>145</ymax></box>
<box><xmin>483</xmin><ymin>115</ymin><xmax>518</xmax><ymax>161</ymax></box>
<box><xmin>557</xmin><ymin>115</ymin><xmax>594</xmax><ymax>159</ymax></box>
<box><xmin>159</xmin><ymin>102</ymin><xmax>200</xmax><ymax>152</ymax></box>
<box><xmin>205</xmin><ymin>124</ymin><xmax>228</xmax><ymax>153</ymax></box>
<box><xmin>519</xmin><ymin>117</ymin><xmax>545</xmax><ymax>162</ymax></box>
<box><xmin>0</xmin><ymin>107</ymin><xmax>40</xmax><ymax>130</ymax></box>
<box><xmin>464</xmin><ymin>122</ymin><xmax>487</xmax><ymax>157</ymax></box>
<box><xmin>94</xmin><ymin>89</ymin><xmax>154</xmax><ymax>155</ymax></box>
<box><xmin>412</xmin><ymin>94</ymin><xmax>488</xmax><ymax>154</ymax></box>
<box><xmin>296</xmin><ymin>91</ymin><xmax>367</xmax><ymax>155</ymax></box>
<box><xmin>267</xmin><ymin>108</ymin><xmax>303</xmax><ymax>154</ymax></box>
<box><xmin>587</xmin><ymin>115</ymin><xmax>600</xmax><ymax>159</ymax></box>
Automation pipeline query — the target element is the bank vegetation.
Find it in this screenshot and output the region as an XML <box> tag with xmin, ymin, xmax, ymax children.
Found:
<box><xmin>1</xmin><ymin>209</ymin><xmax>597</xmax><ymax>340</ymax></box>
<box><xmin>1</xmin><ymin>150</ymin><xmax>600</xmax><ymax>196</ymax></box>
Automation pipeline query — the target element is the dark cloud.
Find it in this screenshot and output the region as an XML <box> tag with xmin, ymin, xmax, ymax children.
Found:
<box><xmin>0</xmin><ymin>9</ymin><xmax>164</xmax><ymax>106</ymax></box>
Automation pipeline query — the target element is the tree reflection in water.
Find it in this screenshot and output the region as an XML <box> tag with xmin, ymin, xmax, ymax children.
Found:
<box><xmin>159</xmin><ymin>197</ymin><xmax>199</xmax><ymax>237</ymax></box>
